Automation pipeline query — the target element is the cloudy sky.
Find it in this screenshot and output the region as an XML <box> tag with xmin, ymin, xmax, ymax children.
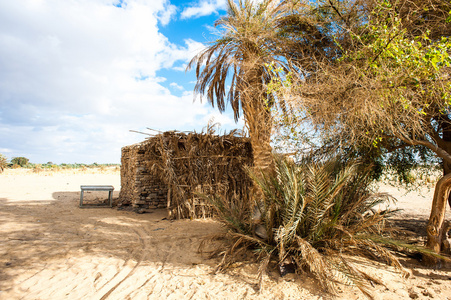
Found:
<box><xmin>0</xmin><ymin>0</ymin><xmax>243</xmax><ymax>164</ymax></box>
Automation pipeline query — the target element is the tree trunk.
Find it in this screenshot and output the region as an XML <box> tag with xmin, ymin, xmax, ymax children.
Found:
<box><xmin>443</xmin><ymin>161</ymin><xmax>451</xmax><ymax>210</ymax></box>
<box><xmin>424</xmin><ymin>172</ymin><xmax>451</xmax><ymax>265</ymax></box>
<box><xmin>240</xmin><ymin>64</ymin><xmax>276</xmax><ymax>241</ymax></box>
<box><xmin>246</xmin><ymin>105</ymin><xmax>274</xmax><ymax>176</ymax></box>
<box><xmin>440</xmin><ymin>118</ymin><xmax>451</xmax><ymax>210</ymax></box>
<box><xmin>241</xmin><ymin>65</ymin><xmax>275</xmax><ymax>177</ymax></box>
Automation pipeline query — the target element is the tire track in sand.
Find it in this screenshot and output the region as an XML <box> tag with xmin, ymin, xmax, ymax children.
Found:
<box><xmin>96</xmin><ymin>226</ymin><xmax>148</xmax><ymax>300</ymax></box>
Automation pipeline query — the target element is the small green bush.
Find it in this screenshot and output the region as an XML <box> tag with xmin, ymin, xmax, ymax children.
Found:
<box><xmin>11</xmin><ymin>157</ymin><xmax>30</xmax><ymax>168</ymax></box>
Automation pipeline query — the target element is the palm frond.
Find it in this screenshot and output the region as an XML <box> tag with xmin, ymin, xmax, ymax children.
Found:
<box><xmin>204</xmin><ymin>153</ymin><xmax>439</xmax><ymax>297</ymax></box>
<box><xmin>293</xmin><ymin>236</ymin><xmax>337</xmax><ymax>293</ymax></box>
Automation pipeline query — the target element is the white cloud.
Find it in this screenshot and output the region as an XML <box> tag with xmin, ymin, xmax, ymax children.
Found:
<box><xmin>0</xmin><ymin>0</ymin><xmax>237</xmax><ymax>163</ymax></box>
<box><xmin>156</xmin><ymin>39</ymin><xmax>205</xmax><ymax>68</ymax></box>
<box><xmin>180</xmin><ymin>0</ymin><xmax>227</xmax><ymax>19</ymax></box>
<box><xmin>157</xmin><ymin>2</ymin><xmax>177</xmax><ymax>25</ymax></box>
<box><xmin>170</xmin><ymin>82</ymin><xmax>184</xmax><ymax>90</ymax></box>
<box><xmin>172</xmin><ymin>63</ymin><xmax>188</xmax><ymax>72</ymax></box>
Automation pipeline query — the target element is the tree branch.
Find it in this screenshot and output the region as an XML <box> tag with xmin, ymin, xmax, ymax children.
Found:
<box><xmin>398</xmin><ymin>136</ymin><xmax>451</xmax><ymax>166</ymax></box>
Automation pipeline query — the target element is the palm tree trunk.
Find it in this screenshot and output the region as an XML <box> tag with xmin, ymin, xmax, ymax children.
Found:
<box><xmin>245</xmin><ymin>106</ymin><xmax>274</xmax><ymax>175</ymax></box>
<box><xmin>241</xmin><ymin>65</ymin><xmax>275</xmax><ymax>177</ymax></box>
<box><xmin>244</xmin><ymin>95</ymin><xmax>275</xmax><ymax>241</ymax></box>
<box><xmin>241</xmin><ymin>64</ymin><xmax>275</xmax><ymax>243</ymax></box>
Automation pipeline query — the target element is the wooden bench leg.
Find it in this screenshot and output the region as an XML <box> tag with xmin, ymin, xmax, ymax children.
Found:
<box><xmin>80</xmin><ymin>190</ymin><xmax>84</xmax><ymax>207</ymax></box>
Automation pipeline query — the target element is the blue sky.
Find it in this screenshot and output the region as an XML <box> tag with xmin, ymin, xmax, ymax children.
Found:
<box><xmin>0</xmin><ymin>0</ymin><xmax>243</xmax><ymax>164</ymax></box>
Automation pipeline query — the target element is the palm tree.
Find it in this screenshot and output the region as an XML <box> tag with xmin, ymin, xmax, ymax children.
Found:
<box><xmin>188</xmin><ymin>0</ymin><xmax>295</xmax><ymax>176</ymax></box>
<box><xmin>188</xmin><ymin>0</ymin><xmax>335</xmax><ymax>175</ymax></box>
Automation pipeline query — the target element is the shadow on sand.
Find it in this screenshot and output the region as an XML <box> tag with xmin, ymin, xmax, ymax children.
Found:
<box><xmin>0</xmin><ymin>191</ymin><xmax>331</xmax><ymax>299</ymax></box>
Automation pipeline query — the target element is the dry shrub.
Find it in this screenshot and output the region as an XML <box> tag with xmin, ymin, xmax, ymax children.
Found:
<box><xmin>32</xmin><ymin>164</ymin><xmax>43</xmax><ymax>173</ymax></box>
<box><xmin>205</xmin><ymin>154</ymin><xmax>445</xmax><ymax>297</ymax></box>
<box><xmin>0</xmin><ymin>154</ymin><xmax>7</xmax><ymax>173</ymax></box>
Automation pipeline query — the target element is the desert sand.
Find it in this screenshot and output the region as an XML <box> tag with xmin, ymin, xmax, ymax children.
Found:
<box><xmin>1</xmin><ymin>168</ymin><xmax>451</xmax><ymax>300</ymax></box>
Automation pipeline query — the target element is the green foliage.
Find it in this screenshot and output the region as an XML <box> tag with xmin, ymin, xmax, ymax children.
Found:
<box><xmin>1</xmin><ymin>160</ymin><xmax>119</xmax><ymax>171</ymax></box>
<box><xmin>206</xmin><ymin>155</ymin><xmax>441</xmax><ymax>295</ymax></box>
<box><xmin>11</xmin><ymin>157</ymin><xmax>29</xmax><ymax>168</ymax></box>
<box><xmin>385</xmin><ymin>146</ymin><xmax>437</xmax><ymax>185</ymax></box>
<box><xmin>267</xmin><ymin>0</ymin><xmax>451</xmax><ymax>185</ymax></box>
<box><xmin>336</xmin><ymin>1</ymin><xmax>451</xmax><ymax>143</ymax></box>
<box><xmin>338</xmin><ymin>2</ymin><xmax>450</xmax><ymax>180</ymax></box>
<box><xmin>346</xmin><ymin>10</ymin><xmax>451</xmax><ymax>105</ymax></box>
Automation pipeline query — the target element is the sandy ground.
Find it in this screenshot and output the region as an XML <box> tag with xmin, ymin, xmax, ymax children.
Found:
<box><xmin>1</xmin><ymin>168</ymin><xmax>451</xmax><ymax>300</ymax></box>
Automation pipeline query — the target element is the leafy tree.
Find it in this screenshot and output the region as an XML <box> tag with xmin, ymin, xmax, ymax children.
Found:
<box><xmin>281</xmin><ymin>0</ymin><xmax>451</xmax><ymax>259</ymax></box>
<box><xmin>11</xmin><ymin>157</ymin><xmax>30</xmax><ymax>168</ymax></box>
<box><xmin>188</xmin><ymin>0</ymin><xmax>331</xmax><ymax>176</ymax></box>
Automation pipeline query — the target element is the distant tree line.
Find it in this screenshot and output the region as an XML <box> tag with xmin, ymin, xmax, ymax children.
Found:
<box><xmin>0</xmin><ymin>153</ymin><xmax>119</xmax><ymax>172</ymax></box>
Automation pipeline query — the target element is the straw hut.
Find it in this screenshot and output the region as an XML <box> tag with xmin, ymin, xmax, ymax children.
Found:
<box><xmin>119</xmin><ymin>130</ymin><xmax>253</xmax><ymax>219</ymax></box>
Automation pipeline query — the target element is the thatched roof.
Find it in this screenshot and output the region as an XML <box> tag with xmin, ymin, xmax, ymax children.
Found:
<box><xmin>121</xmin><ymin>129</ymin><xmax>254</xmax><ymax>219</ymax></box>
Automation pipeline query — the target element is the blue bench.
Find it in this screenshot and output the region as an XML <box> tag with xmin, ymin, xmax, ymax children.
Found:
<box><xmin>80</xmin><ymin>185</ymin><xmax>114</xmax><ymax>208</ymax></box>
